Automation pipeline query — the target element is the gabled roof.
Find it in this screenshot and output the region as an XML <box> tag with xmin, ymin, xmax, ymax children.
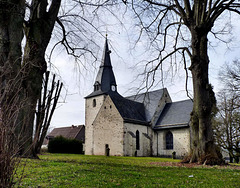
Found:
<box><xmin>154</xmin><ymin>99</ymin><xmax>193</xmax><ymax>129</ymax></box>
<box><xmin>109</xmin><ymin>92</ymin><xmax>148</xmax><ymax>125</ymax></box>
<box><xmin>126</xmin><ymin>89</ymin><xmax>165</xmax><ymax>121</ymax></box>
<box><xmin>47</xmin><ymin>125</ymin><xmax>85</xmax><ymax>141</ymax></box>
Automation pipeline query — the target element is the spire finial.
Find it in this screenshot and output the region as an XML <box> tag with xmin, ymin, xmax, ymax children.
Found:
<box><xmin>106</xmin><ymin>33</ymin><xmax>108</xmax><ymax>39</ymax></box>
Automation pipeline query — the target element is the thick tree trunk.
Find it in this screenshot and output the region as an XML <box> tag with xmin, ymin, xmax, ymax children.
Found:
<box><xmin>0</xmin><ymin>1</ymin><xmax>25</xmax><ymax>186</ymax></box>
<box><xmin>0</xmin><ymin>0</ymin><xmax>25</xmax><ymax>147</ymax></box>
<box><xmin>188</xmin><ymin>32</ymin><xmax>223</xmax><ymax>164</ymax></box>
<box><xmin>19</xmin><ymin>0</ymin><xmax>61</xmax><ymax>158</ymax></box>
<box><xmin>20</xmin><ymin>53</ymin><xmax>46</xmax><ymax>158</ymax></box>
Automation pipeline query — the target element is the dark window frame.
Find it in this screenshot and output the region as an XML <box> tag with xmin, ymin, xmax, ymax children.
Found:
<box><xmin>166</xmin><ymin>131</ymin><xmax>173</xmax><ymax>150</ymax></box>
<box><xmin>93</xmin><ymin>99</ymin><xmax>96</xmax><ymax>107</ymax></box>
<box><xmin>136</xmin><ymin>130</ymin><xmax>140</xmax><ymax>150</ymax></box>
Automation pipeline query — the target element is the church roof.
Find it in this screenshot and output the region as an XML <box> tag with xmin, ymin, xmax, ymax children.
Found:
<box><xmin>109</xmin><ymin>92</ymin><xmax>148</xmax><ymax>125</ymax></box>
<box><xmin>85</xmin><ymin>39</ymin><xmax>193</xmax><ymax>129</ymax></box>
<box><xmin>85</xmin><ymin>38</ymin><xmax>117</xmax><ymax>99</ymax></box>
<box><xmin>154</xmin><ymin>99</ymin><xmax>193</xmax><ymax>129</ymax></box>
<box><xmin>85</xmin><ymin>90</ymin><xmax>106</xmax><ymax>98</ymax></box>
<box><xmin>126</xmin><ymin>89</ymin><xmax>165</xmax><ymax>122</ymax></box>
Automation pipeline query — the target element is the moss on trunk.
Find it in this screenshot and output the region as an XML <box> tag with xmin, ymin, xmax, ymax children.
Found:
<box><xmin>186</xmin><ymin>32</ymin><xmax>224</xmax><ymax>165</ymax></box>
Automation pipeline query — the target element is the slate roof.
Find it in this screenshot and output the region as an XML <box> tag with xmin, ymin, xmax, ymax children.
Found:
<box><xmin>154</xmin><ymin>99</ymin><xmax>193</xmax><ymax>129</ymax></box>
<box><xmin>85</xmin><ymin>90</ymin><xmax>107</xmax><ymax>99</ymax></box>
<box><xmin>46</xmin><ymin>125</ymin><xmax>85</xmax><ymax>142</ymax></box>
<box><xmin>109</xmin><ymin>92</ymin><xmax>148</xmax><ymax>125</ymax></box>
<box><xmin>85</xmin><ymin>38</ymin><xmax>193</xmax><ymax>130</ymax></box>
<box><xmin>85</xmin><ymin>38</ymin><xmax>117</xmax><ymax>99</ymax></box>
<box><xmin>126</xmin><ymin>89</ymin><xmax>165</xmax><ymax>121</ymax></box>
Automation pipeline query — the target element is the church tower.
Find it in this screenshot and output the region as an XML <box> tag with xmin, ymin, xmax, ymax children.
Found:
<box><xmin>84</xmin><ymin>37</ymin><xmax>117</xmax><ymax>155</ymax></box>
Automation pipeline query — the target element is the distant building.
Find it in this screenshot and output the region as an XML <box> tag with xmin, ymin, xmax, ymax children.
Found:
<box><xmin>45</xmin><ymin>125</ymin><xmax>85</xmax><ymax>145</ymax></box>
<box><xmin>84</xmin><ymin>38</ymin><xmax>192</xmax><ymax>158</ymax></box>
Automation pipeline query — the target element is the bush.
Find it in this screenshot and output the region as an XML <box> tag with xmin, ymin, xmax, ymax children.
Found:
<box><xmin>48</xmin><ymin>136</ymin><xmax>83</xmax><ymax>154</ymax></box>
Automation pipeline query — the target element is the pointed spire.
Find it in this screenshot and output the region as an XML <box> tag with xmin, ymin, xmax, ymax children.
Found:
<box><xmin>100</xmin><ymin>36</ymin><xmax>112</xmax><ymax>68</ymax></box>
<box><xmin>86</xmin><ymin>37</ymin><xmax>117</xmax><ymax>98</ymax></box>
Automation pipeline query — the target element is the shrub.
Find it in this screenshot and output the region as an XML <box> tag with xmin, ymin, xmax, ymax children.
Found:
<box><xmin>48</xmin><ymin>136</ymin><xmax>83</xmax><ymax>154</ymax></box>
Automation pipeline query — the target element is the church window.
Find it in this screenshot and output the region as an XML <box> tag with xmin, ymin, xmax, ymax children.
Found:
<box><xmin>166</xmin><ymin>131</ymin><xmax>173</xmax><ymax>150</ymax></box>
<box><xmin>94</xmin><ymin>82</ymin><xmax>100</xmax><ymax>91</ymax></box>
<box><xmin>136</xmin><ymin>130</ymin><xmax>140</xmax><ymax>150</ymax></box>
<box><xmin>94</xmin><ymin>85</ymin><xmax>99</xmax><ymax>91</ymax></box>
<box><xmin>93</xmin><ymin>99</ymin><xmax>96</xmax><ymax>107</ymax></box>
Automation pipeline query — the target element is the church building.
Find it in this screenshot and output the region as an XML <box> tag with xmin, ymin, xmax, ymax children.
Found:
<box><xmin>85</xmin><ymin>38</ymin><xmax>193</xmax><ymax>158</ymax></box>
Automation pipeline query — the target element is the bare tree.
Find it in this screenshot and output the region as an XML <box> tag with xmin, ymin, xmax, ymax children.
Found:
<box><xmin>0</xmin><ymin>0</ymin><xmax>26</xmax><ymax>186</ymax></box>
<box><xmin>65</xmin><ymin>0</ymin><xmax>240</xmax><ymax>164</ymax></box>
<box><xmin>0</xmin><ymin>0</ymin><xmax>105</xmax><ymax>159</ymax></box>
<box><xmin>0</xmin><ymin>0</ymin><xmax>104</xmax><ymax>185</ymax></box>
<box><xmin>108</xmin><ymin>0</ymin><xmax>240</xmax><ymax>164</ymax></box>
<box><xmin>0</xmin><ymin>65</ymin><xmax>26</xmax><ymax>187</ymax></box>
<box><xmin>0</xmin><ymin>0</ymin><xmax>62</xmax><ymax>159</ymax></box>
<box><xmin>214</xmin><ymin>61</ymin><xmax>240</xmax><ymax>163</ymax></box>
<box><xmin>32</xmin><ymin>71</ymin><xmax>63</xmax><ymax>157</ymax></box>
<box><xmin>219</xmin><ymin>60</ymin><xmax>240</xmax><ymax>97</ymax></box>
<box><xmin>18</xmin><ymin>0</ymin><xmax>62</xmax><ymax>157</ymax></box>
<box><xmin>214</xmin><ymin>91</ymin><xmax>240</xmax><ymax>163</ymax></box>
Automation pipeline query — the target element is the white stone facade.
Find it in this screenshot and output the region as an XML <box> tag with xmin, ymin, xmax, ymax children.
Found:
<box><xmin>85</xmin><ymin>95</ymin><xmax>106</xmax><ymax>155</ymax></box>
<box><xmin>92</xmin><ymin>96</ymin><xmax>124</xmax><ymax>156</ymax></box>
<box><xmin>152</xmin><ymin>128</ymin><xmax>190</xmax><ymax>158</ymax></box>
<box><xmin>84</xmin><ymin>39</ymin><xmax>192</xmax><ymax>158</ymax></box>
<box><xmin>124</xmin><ymin>122</ymin><xmax>152</xmax><ymax>157</ymax></box>
<box><xmin>85</xmin><ymin>94</ymin><xmax>191</xmax><ymax>157</ymax></box>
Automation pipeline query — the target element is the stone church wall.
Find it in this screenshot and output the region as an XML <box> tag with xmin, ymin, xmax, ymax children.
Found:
<box><xmin>85</xmin><ymin>95</ymin><xmax>106</xmax><ymax>155</ymax></box>
<box><xmin>153</xmin><ymin>128</ymin><xmax>190</xmax><ymax>158</ymax></box>
<box><xmin>124</xmin><ymin>123</ymin><xmax>152</xmax><ymax>157</ymax></box>
<box><xmin>92</xmin><ymin>96</ymin><xmax>124</xmax><ymax>156</ymax></box>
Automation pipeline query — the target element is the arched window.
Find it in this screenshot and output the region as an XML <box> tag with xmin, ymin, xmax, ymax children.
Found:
<box><xmin>166</xmin><ymin>131</ymin><xmax>173</xmax><ymax>150</ymax></box>
<box><xmin>136</xmin><ymin>130</ymin><xmax>140</xmax><ymax>150</ymax></box>
<box><xmin>92</xmin><ymin>99</ymin><xmax>96</xmax><ymax>107</ymax></box>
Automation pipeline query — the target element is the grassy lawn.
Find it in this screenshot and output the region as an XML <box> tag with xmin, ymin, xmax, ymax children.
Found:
<box><xmin>16</xmin><ymin>153</ymin><xmax>240</xmax><ymax>188</ymax></box>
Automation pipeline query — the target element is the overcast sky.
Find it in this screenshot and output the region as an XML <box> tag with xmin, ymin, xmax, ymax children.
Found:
<box><xmin>48</xmin><ymin>11</ymin><xmax>240</xmax><ymax>130</ymax></box>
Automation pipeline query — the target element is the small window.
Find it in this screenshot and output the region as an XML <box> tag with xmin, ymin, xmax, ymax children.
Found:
<box><xmin>136</xmin><ymin>130</ymin><xmax>140</xmax><ymax>150</ymax></box>
<box><xmin>93</xmin><ymin>99</ymin><xmax>96</xmax><ymax>107</ymax></box>
<box><xmin>94</xmin><ymin>85</ymin><xmax>99</xmax><ymax>91</ymax></box>
<box><xmin>94</xmin><ymin>82</ymin><xmax>100</xmax><ymax>91</ymax></box>
<box><xmin>166</xmin><ymin>131</ymin><xmax>173</xmax><ymax>150</ymax></box>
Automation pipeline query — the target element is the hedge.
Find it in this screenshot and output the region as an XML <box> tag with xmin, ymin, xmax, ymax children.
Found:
<box><xmin>48</xmin><ymin>136</ymin><xmax>83</xmax><ymax>154</ymax></box>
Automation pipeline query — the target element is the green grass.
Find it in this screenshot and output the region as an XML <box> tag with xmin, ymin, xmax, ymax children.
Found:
<box><xmin>16</xmin><ymin>154</ymin><xmax>240</xmax><ymax>188</ymax></box>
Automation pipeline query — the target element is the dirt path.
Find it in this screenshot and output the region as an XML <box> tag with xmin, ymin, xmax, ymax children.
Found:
<box><xmin>149</xmin><ymin>162</ymin><xmax>240</xmax><ymax>170</ymax></box>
